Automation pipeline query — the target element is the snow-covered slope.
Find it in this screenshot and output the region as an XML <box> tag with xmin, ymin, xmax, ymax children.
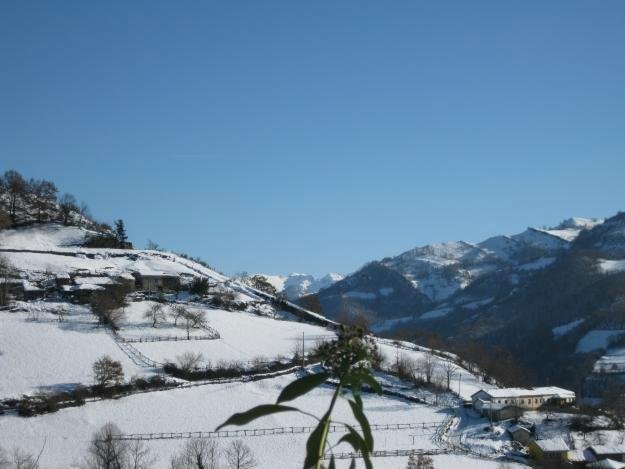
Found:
<box><xmin>0</xmin><ymin>223</ymin><xmax>98</xmax><ymax>249</ymax></box>
<box><xmin>0</xmin><ymin>223</ymin><xmax>509</xmax><ymax>469</ymax></box>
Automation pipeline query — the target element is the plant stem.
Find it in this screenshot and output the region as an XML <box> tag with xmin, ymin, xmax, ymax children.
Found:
<box><xmin>316</xmin><ymin>382</ymin><xmax>342</xmax><ymax>469</ymax></box>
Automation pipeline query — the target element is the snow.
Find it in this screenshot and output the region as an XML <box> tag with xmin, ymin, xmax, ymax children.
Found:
<box><xmin>343</xmin><ymin>291</ymin><xmax>377</xmax><ymax>300</ymax></box>
<box><xmin>576</xmin><ymin>330</ymin><xmax>625</xmax><ymax>353</ymax></box>
<box><xmin>461</xmin><ymin>298</ymin><xmax>494</xmax><ymax>310</ymax></box>
<box><xmin>374</xmin><ymin>340</ymin><xmax>495</xmax><ymax>400</ymax></box>
<box><xmin>420</xmin><ymin>307</ymin><xmax>452</xmax><ymax>320</ymax></box>
<box><xmin>552</xmin><ymin>319</ymin><xmax>585</xmax><ymax>339</ymax></box>
<box><xmin>371</xmin><ymin>315</ymin><xmax>415</xmax><ymax>332</ymax></box>
<box><xmin>0</xmin><ymin>372</ymin><xmax>454</xmax><ymax>469</ymax></box>
<box><xmin>0</xmin><ymin>303</ymin><xmax>149</xmax><ymax>397</ymax></box>
<box><xmin>593</xmin><ymin>346</ymin><xmax>625</xmax><ymax>373</ymax></box>
<box><xmin>477</xmin><ymin>387</ymin><xmax>575</xmax><ymax>400</ymax></box>
<box><xmin>0</xmin><ymin>224</ymin><xmax>94</xmax><ymax>249</ymax></box>
<box><xmin>534</xmin><ymin>437</ymin><xmax>569</xmax><ymax>452</ymax></box>
<box><xmin>259</xmin><ymin>272</ymin><xmax>344</xmax><ymax>299</ymax></box>
<box><xmin>73</xmin><ymin>276</ymin><xmax>117</xmax><ymax>285</ymax></box>
<box><xmin>129</xmin><ymin>306</ymin><xmax>335</xmax><ymax>365</ymax></box>
<box><xmin>599</xmin><ymin>259</ymin><xmax>625</xmax><ymax>274</ymax></box>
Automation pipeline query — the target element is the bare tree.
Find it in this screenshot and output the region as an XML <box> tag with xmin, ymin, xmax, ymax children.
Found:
<box><xmin>181</xmin><ymin>310</ymin><xmax>207</xmax><ymax>340</ymax></box>
<box><xmin>28</xmin><ymin>179</ymin><xmax>57</xmax><ymax>222</ymax></box>
<box><xmin>125</xmin><ymin>440</ymin><xmax>155</xmax><ymax>469</ymax></box>
<box><xmin>3</xmin><ymin>447</ymin><xmax>40</xmax><ymax>469</ymax></box>
<box><xmin>85</xmin><ymin>423</ymin><xmax>128</xmax><ymax>469</ymax></box>
<box><xmin>78</xmin><ymin>201</ymin><xmax>91</xmax><ymax>221</ymax></box>
<box><xmin>58</xmin><ymin>193</ymin><xmax>78</xmax><ymax>225</ymax></box>
<box><xmin>56</xmin><ymin>305</ymin><xmax>68</xmax><ymax>323</ymax></box>
<box><xmin>1</xmin><ymin>170</ymin><xmax>27</xmax><ymax>221</ymax></box>
<box><xmin>0</xmin><ymin>255</ymin><xmax>16</xmax><ymax>307</ymax></box>
<box><xmin>441</xmin><ymin>360</ymin><xmax>458</xmax><ymax>391</ymax></box>
<box><xmin>419</xmin><ymin>350</ymin><xmax>436</xmax><ymax>385</ymax></box>
<box><xmin>170</xmin><ymin>438</ymin><xmax>220</xmax><ymax>469</ymax></box>
<box><xmin>170</xmin><ymin>305</ymin><xmax>187</xmax><ymax>327</ymax></box>
<box><xmin>0</xmin><ymin>208</ymin><xmax>11</xmax><ymax>230</ymax></box>
<box><xmin>225</xmin><ymin>440</ymin><xmax>256</xmax><ymax>469</ymax></box>
<box><xmin>176</xmin><ymin>352</ymin><xmax>203</xmax><ymax>372</ymax></box>
<box><xmin>93</xmin><ymin>356</ymin><xmax>124</xmax><ymax>387</ymax></box>
<box><xmin>143</xmin><ymin>303</ymin><xmax>166</xmax><ymax>328</ymax></box>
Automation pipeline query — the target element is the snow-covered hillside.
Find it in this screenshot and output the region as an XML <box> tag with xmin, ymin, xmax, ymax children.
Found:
<box><xmin>0</xmin><ymin>223</ymin><xmax>514</xmax><ymax>468</ymax></box>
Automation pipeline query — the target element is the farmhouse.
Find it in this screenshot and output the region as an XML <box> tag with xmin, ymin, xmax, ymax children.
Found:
<box><xmin>134</xmin><ymin>270</ymin><xmax>180</xmax><ymax>292</ymax></box>
<box><xmin>528</xmin><ymin>438</ymin><xmax>570</xmax><ymax>466</ymax></box>
<box><xmin>472</xmin><ymin>386</ymin><xmax>575</xmax><ymax>417</ymax></box>
<box><xmin>507</xmin><ymin>424</ymin><xmax>532</xmax><ymax>444</ymax></box>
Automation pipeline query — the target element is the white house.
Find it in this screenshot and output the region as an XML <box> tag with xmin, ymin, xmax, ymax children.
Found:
<box><xmin>472</xmin><ymin>386</ymin><xmax>575</xmax><ymax>415</ymax></box>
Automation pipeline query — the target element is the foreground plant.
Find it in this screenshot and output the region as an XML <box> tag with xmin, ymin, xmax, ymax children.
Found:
<box><xmin>216</xmin><ymin>326</ymin><xmax>381</xmax><ymax>469</ymax></box>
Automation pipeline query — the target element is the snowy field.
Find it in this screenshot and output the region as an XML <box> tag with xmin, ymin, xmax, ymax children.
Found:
<box><xmin>0</xmin><ymin>372</ymin><xmax>522</xmax><ymax>469</ymax></box>
<box><xmin>128</xmin><ymin>303</ymin><xmax>335</xmax><ymax>365</ymax></box>
<box><xmin>0</xmin><ymin>302</ymin><xmax>150</xmax><ymax>398</ymax></box>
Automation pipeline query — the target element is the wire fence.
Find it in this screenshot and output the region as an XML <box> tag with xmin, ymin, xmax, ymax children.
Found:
<box><xmin>111</xmin><ymin>421</ymin><xmax>445</xmax><ymax>441</ymax></box>
<box><xmin>323</xmin><ymin>448</ymin><xmax>450</xmax><ymax>460</ymax></box>
<box><xmin>118</xmin><ymin>333</ymin><xmax>219</xmax><ymax>343</ymax></box>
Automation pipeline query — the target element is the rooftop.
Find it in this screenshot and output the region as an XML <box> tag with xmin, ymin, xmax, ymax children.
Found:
<box><xmin>474</xmin><ymin>386</ymin><xmax>575</xmax><ymax>399</ymax></box>
<box><xmin>533</xmin><ymin>438</ymin><xmax>569</xmax><ymax>453</ymax></box>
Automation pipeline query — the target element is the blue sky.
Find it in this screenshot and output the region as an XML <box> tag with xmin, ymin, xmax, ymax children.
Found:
<box><xmin>2</xmin><ymin>1</ymin><xmax>625</xmax><ymax>276</ymax></box>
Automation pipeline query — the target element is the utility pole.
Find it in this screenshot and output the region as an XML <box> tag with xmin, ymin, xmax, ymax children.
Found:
<box><xmin>302</xmin><ymin>331</ymin><xmax>305</xmax><ymax>369</ymax></box>
<box><xmin>458</xmin><ymin>374</ymin><xmax>462</xmax><ymax>397</ymax></box>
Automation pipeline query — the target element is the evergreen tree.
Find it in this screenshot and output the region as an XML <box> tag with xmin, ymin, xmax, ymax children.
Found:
<box><xmin>114</xmin><ymin>219</ymin><xmax>128</xmax><ymax>248</ymax></box>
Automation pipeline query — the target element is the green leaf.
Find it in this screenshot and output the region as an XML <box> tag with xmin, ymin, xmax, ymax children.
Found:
<box><xmin>349</xmin><ymin>397</ymin><xmax>373</xmax><ymax>451</ymax></box>
<box><xmin>277</xmin><ymin>372</ymin><xmax>330</xmax><ymax>403</ymax></box>
<box><xmin>303</xmin><ymin>418</ymin><xmax>327</xmax><ymax>469</ymax></box>
<box><xmin>215</xmin><ymin>404</ymin><xmax>297</xmax><ymax>431</ymax></box>
<box><xmin>338</xmin><ymin>425</ymin><xmax>373</xmax><ymax>469</ymax></box>
<box><xmin>353</xmin><ymin>371</ymin><xmax>381</xmax><ymax>394</ymax></box>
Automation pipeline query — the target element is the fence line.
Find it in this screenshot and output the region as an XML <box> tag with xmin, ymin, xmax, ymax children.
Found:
<box><xmin>323</xmin><ymin>448</ymin><xmax>450</xmax><ymax>460</ymax></box>
<box><xmin>111</xmin><ymin>421</ymin><xmax>444</xmax><ymax>441</ymax></box>
<box><xmin>118</xmin><ymin>334</ymin><xmax>219</xmax><ymax>343</ymax></box>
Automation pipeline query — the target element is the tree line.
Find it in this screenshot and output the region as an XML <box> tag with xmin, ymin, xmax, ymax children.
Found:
<box><xmin>0</xmin><ymin>169</ymin><xmax>131</xmax><ymax>248</ymax></box>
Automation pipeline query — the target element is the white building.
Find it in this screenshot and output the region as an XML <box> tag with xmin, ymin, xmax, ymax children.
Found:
<box><xmin>472</xmin><ymin>386</ymin><xmax>575</xmax><ymax>414</ymax></box>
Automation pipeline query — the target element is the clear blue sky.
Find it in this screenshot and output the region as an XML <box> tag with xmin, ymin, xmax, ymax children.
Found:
<box><xmin>2</xmin><ymin>1</ymin><xmax>625</xmax><ymax>277</ymax></box>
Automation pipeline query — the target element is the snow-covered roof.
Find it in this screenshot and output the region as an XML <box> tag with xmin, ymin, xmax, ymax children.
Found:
<box><xmin>567</xmin><ymin>449</ymin><xmax>595</xmax><ymax>463</ymax></box>
<box><xmin>117</xmin><ymin>272</ymin><xmax>136</xmax><ymax>281</ymax></box>
<box><xmin>474</xmin><ymin>386</ymin><xmax>575</xmax><ymax>399</ymax></box>
<box><xmin>588</xmin><ymin>459</ymin><xmax>625</xmax><ymax>469</ymax></box>
<box><xmin>62</xmin><ymin>284</ymin><xmax>105</xmax><ymax>292</ymax></box>
<box><xmin>533</xmin><ymin>438</ymin><xmax>569</xmax><ymax>453</ymax></box>
<box><xmin>590</xmin><ymin>445</ymin><xmax>625</xmax><ymax>456</ymax></box>
<box><xmin>73</xmin><ymin>276</ymin><xmax>116</xmax><ymax>285</ymax></box>
<box><xmin>135</xmin><ymin>270</ymin><xmax>179</xmax><ymax>278</ymax></box>
<box><xmin>508</xmin><ymin>424</ymin><xmax>530</xmax><ymax>434</ymax></box>
<box><xmin>22</xmin><ymin>280</ymin><xmax>42</xmax><ymax>291</ymax></box>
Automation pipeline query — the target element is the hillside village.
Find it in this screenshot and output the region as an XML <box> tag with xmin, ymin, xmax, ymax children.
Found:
<box><xmin>1</xmin><ymin>172</ymin><xmax>625</xmax><ymax>469</ymax></box>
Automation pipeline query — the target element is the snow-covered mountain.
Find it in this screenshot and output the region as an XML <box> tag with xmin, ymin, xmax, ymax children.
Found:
<box><xmin>257</xmin><ymin>272</ymin><xmax>344</xmax><ymax>299</ymax></box>
<box><xmin>313</xmin><ymin>217</ymin><xmax>604</xmax><ymax>324</ymax></box>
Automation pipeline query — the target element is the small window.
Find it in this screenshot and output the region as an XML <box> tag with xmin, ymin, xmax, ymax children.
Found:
<box><xmin>504</xmin><ymin>400</ymin><xmax>508</xmax><ymax>404</ymax></box>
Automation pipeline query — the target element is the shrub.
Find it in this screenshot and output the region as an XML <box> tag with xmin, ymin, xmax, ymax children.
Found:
<box><xmin>190</xmin><ymin>277</ymin><xmax>210</xmax><ymax>296</ymax></box>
